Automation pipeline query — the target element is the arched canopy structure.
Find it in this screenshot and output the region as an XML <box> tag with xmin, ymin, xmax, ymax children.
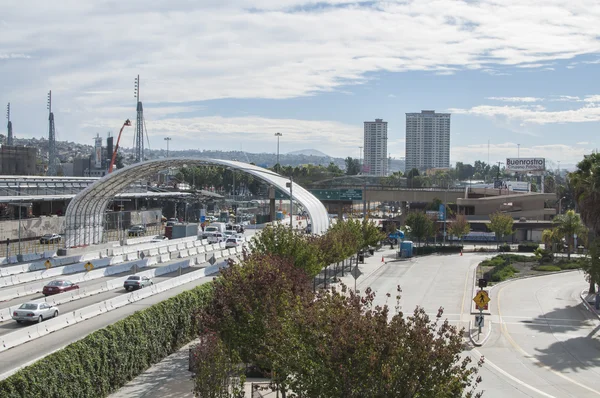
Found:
<box><xmin>64</xmin><ymin>158</ymin><xmax>330</xmax><ymax>247</ymax></box>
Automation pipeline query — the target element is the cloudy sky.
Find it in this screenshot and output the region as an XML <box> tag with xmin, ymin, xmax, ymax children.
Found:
<box><xmin>1</xmin><ymin>0</ymin><xmax>600</xmax><ymax>167</ymax></box>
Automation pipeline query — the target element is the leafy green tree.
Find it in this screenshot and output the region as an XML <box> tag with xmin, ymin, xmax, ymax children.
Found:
<box><xmin>582</xmin><ymin>238</ymin><xmax>600</xmax><ymax>295</ymax></box>
<box><xmin>405</xmin><ymin>212</ymin><xmax>434</xmax><ymax>246</ymax></box>
<box><xmin>249</xmin><ymin>224</ymin><xmax>323</xmax><ymax>277</ymax></box>
<box><xmin>278</xmin><ymin>285</ymin><xmax>484</xmax><ymax>398</ymax></box>
<box><xmin>488</xmin><ymin>212</ymin><xmax>514</xmax><ymax>248</ymax></box>
<box><xmin>448</xmin><ymin>215</ymin><xmax>471</xmax><ymax>245</ymax></box>
<box><xmin>542</xmin><ymin>228</ymin><xmax>562</xmax><ymax>254</ymax></box>
<box><xmin>345</xmin><ymin>157</ymin><xmax>361</xmax><ymax>175</ymax></box>
<box><xmin>571</xmin><ymin>153</ymin><xmax>600</xmax><ymax>235</ymax></box>
<box><xmin>553</xmin><ymin>210</ymin><xmax>587</xmax><ymax>260</ymax></box>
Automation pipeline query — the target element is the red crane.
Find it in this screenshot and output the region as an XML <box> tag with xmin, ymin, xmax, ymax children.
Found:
<box><xmin>109</xmin><ymin>119</ymin><xmax>132</xmax><ymax>173</ymax></box>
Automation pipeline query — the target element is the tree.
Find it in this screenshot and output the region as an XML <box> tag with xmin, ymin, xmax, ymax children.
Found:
<box><xmin>553</xmin><ymin>210</ymin><xmax>587</xmax><ymax>260</ymax></box>
<box><xmin>249</xmin><ymin>224</ymin><xmax>324</xmax><ymax>277</ymax></box>
<box><xmin>405</xmin><ymin>212</ymin><xmax>434</xmax><ymax>246</ymax></box>
<box><xmin>277</xmin><ymin>285</ymin><xmax>484</xmax><ymax>398</ymax></box>
<box><xmin>542</xmin><ymin>228</ymin><xmax>561</xmax><ymax>253</ymax></box>
<box><xmin>488</xmin><ymin>212</ymin><xmax>514</xmax><ymax>248</ymax></box>
<box><xmin>448</xmin><ymin>215</ymin><xmax>471</xmax><ymax>245</ymax></box>
<box><xmin>582</xmin><ymin>238</ymin><xmax>600</xmax><ymax>295</ymax></box>
<box><xmin>345</xmin><ymin>157</ymin><xmax>361</xmax><ymax>175</ymax></box>
<box><xmin>570</xmin><ymin>153</ymin><xmax>600</xmax><ymax>236</ymax></box>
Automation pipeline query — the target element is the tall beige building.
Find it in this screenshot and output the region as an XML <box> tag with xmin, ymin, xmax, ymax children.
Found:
<box><xmin>405</xmin><ymin>110</ymin><xmax>451</xmax><ymax>172</ymax></box>
<box><xmin>363</xmin><ymin>119</ymin><xmax>388</xmax><ymax>176</ymax></box>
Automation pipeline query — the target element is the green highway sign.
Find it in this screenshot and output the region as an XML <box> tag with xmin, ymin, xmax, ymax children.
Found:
<box><xmin>309</xmin><ymin>189</ymin><xmax>363</xmax><ymax>201</ymax></box>
<box><xmin>339</xmin><ymin>189</ymin><xmax>363</xmax><ymax>201</ymax></box>
<box><xmin>310</xmin><ymin>189</ymin><xmax>340</xmax><ymax>200</ymax></box>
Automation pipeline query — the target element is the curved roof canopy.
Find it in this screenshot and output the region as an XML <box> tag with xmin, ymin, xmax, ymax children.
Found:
<box><xmin>64</xmin><ymin>158</ymin><xmax>330</xmax><ymax>247</ymax></box>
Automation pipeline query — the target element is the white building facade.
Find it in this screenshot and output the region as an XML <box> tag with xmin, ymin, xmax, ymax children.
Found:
<box><xmin>363</xmin><ymin>119</ymin><xmax>388</xmax><ymax>176</ymax></box>
<box><xmin>405</xmin><ymin>110</ymin><xmax>451</xmax><ymax>172</ymax></box>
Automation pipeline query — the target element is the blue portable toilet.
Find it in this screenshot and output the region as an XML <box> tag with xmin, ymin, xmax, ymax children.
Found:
<box><xmin>276</xmin><ymin>211</ymin><xmax>284</xmax><ymax>220</ymax></box>
<box><xmin>400</xmin><ymin>240</ymin><xmax>413</xmax><ymax>258</ymax></box>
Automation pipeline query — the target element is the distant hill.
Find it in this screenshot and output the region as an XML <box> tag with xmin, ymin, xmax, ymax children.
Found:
<box><xmin>286</xmin><ymin>149</ymin><xmax>331</xmax><ymax>157</ymax></box>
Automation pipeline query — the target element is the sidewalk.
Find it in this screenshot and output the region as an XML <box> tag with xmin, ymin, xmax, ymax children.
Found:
<box><xmin>110</xmin><ymin>247</ymin><xmax>398</xmax><ymax>397</ymax></box>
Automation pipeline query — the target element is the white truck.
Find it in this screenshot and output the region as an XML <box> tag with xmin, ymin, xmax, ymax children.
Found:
<box><xmin>203</xmin><ymin>222</ymin><xmax>226</xmax><ymax>239</ymax></box>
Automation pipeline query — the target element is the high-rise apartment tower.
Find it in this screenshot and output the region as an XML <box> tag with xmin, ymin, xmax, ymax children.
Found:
<box><xmin>405</xmin><ymin>110</ymin><xmax>450</xmax><ymax>172</ymax></box>
<box><xmin>363</xmin><ymin>119</ymin><xmax>388</xmax><ymax>176</ymax></box>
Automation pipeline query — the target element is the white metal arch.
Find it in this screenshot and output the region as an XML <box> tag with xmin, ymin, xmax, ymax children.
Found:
<box><xmin>64</xmin><ymin>158</ymin><xmax>330</xmax><ymax>247</ymax></box>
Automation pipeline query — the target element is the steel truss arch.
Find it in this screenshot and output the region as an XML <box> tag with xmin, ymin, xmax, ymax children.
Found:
<box><xmin>64</xmin><ymin>158</ymin><xmax>329</xmax><ymax>247</ymax></box>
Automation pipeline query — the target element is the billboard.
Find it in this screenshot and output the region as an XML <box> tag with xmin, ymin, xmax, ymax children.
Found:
<box><xmin>506</xmin><ymin>158</ymin><xmax>545</xmax><ymax>172</ymax></box>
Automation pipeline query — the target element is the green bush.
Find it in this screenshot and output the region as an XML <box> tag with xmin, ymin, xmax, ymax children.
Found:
<box><xmin>498</xmin><ymin>254</ymin><xmax>537</xmax><ymax>263</ymax></box>
<box><xmin>498</xmin><ymin>244</ymin><xmax>511</xmax><ymax>252</ymax></box>
<box><xmin>534</xmin><ymin>265</ymin><xmax>562</xmax><ymax>272</ymax></box>
<box><xmin>480</xmin><ymin>257</ymin><xmax>506</xmax><ymax>268</ymax></box>
<box><xmin>0</xmin><ymin>283</ymin><xmax>213</xmax><ymax>398</ymax></box>
<box><xmin>518</xmin><ymin>243</ymin><xmax>539</xmax><ymax>252</ymax></box>
<box><xmin>490</xmin><ymin>264</ymin><xmax>519</xmax><ymax>282</ymax></box>
<box><xmin>556</xmin><ymin>259</ymin><xmax>585</xmax><ymax>270</ymax></box>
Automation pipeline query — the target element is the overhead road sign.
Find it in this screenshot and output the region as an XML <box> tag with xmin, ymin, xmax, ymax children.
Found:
<box><xmin>310</xmin><ymin>189</ymin><xmax>363</xmax><ymax>201</ymax></box>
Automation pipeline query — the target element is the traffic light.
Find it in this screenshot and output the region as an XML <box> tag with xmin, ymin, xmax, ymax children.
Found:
<box><xmin>478</xmin><ymin>278</ymin><xmax>488</xmax><ymax>288</ymax></box>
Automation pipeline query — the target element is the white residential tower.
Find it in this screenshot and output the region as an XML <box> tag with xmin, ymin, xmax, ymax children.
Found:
<box><xmin>363</xmin><ymin>119</ymin><xmax>388</xmax><ymax>176</ymax></box>
<box><xmin>405</xmin><ymin>110</ymin><xmax>451</xmax><ymax>172</ymax></box>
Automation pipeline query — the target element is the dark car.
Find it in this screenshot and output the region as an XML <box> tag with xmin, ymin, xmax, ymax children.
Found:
<box><xmin>40</xmin><ymin>234</ymin><xmax>62</xmax><ymax>244</ymax></box>
<box><xmin>128</xmin><ymin>225</ymin><xmax>147</xmax><ymax>236</ymax></box>
<box><xmin>124</xmin><ymin>275</ymin><xmax>153</xmax><ymax>291</ymax></box>
<box><xmin>42</xmin><ymin>280</ymin><xmax>79</xmax><ymax>296</ymax></box>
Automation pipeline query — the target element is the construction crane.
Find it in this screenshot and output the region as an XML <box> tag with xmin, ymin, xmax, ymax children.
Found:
<box><xmin>109</xmin><ymin>119</ymin><xmax>132</xmax><ymax>173</ymax></box>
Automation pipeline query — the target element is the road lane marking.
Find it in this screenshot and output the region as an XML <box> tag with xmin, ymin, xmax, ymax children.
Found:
<box><xmin>472</xmin><ymin>348</ymin><xmax>556</xmax><ymax>398</ymax></box>
<box><xmin>497</xmin><ymin>284</ymin><xmax>600</xmax><ymax>396</ymax></box>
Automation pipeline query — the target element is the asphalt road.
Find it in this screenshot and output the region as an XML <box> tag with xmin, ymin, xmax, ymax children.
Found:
<box><xmin>0</xmin><ymin>265</ymin><xmax>202</xmax><ymax>336</ymax></box>
<box><xmin>470</xmin><ymin>271</ymin><xmax>600</xmax><ymax>398</ymax></box>
<box><xmin>0</xmin><ymin>270</ymin><xmax>217</xmax><ymax>379</ymax></box>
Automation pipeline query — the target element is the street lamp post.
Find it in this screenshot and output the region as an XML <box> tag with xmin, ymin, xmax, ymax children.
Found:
<box><xmin>275</xmin><ymin>132</ymin><xmax>282</xmax><ymax>173</ymax></box>
<box><xmin>164</xmin><ymin>137</ymin><xmax>172</xmax><ymax>158</ymax></box>
<box><xmin>359</xmin><ymin>146</ymin><xmax>363</xmax><ymax>174</ymax></box>
<box><xmin>287</xmin><ymin>177</ymin><xmax>293</xmax><ymax>229</ymax></box>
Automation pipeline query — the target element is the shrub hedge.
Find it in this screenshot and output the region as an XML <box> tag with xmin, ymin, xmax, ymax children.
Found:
<box><xmin>498</xmin><ymin>244</ymin><xmax>511</xmax><ymax>252</ymax></box>
<box><xmin>0</xmin><ymin>283</ymin><xmax>213</xmax><ymax>398</ymax></box>
<box><xmin>413</xmin><ymin>245</ymin><xmax>463</xmax><ymax>256</ymax></box>
<box><xmin>534</xmin><ymin>265</ymin><xmax>562</xmax><ymax>272</ymax></box>
<box><xmin>480</xmin><ymin>255</ymin><xmax>520</xmax><ymax>282</ymax></box>
<box><xmin>517</xmin><ymin>243</ymin><xmax>539</xmax><ymax>252</ymax></box>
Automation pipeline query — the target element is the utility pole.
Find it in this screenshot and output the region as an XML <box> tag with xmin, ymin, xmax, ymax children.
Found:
<box><xmin>359</xmin><ymin>146</ymin><xmax>363</xmax><ymax>174</ymax></box>
<box><xmin>6</xmin><ymin>103</ymin><xmax>13</xmax><ymax>146</ymax></box>
<box><xmin>287</xmin><ymin>177</ymin><xmax>293</xmax><ymax>229</ymax></box>
<box><xmin>275</xmin><ymin>132</ymin><xmax>282</xmax><ymax>173</ymax></box>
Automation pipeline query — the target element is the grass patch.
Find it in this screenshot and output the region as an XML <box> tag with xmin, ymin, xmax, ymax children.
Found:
<box><xmin>556</xmin><ymin>259</ymin><xmax>585</xmax><ymax>270</ymax></box>
<box><xmin>534</xmin><ymin>265</ymin><xmax>562</xmax><ymax>272</ymax></box>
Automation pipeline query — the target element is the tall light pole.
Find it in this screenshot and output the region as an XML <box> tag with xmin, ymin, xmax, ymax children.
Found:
<box><xmin>359</xmin><ymin>146</ymin><xmax>363</xmax><ymax>174</ymax></box>
<box><xmin>164</xmin><ymin>137</ymin><xmax>172</xmax><ymax>158</ymax></box>
<box><xmin>517</xmin><ymin>143</ymin><xmax>520</xmax><ymax>158</ymax></box>
<box><xmin>275</xmin><ymin>132</ymin><xmax>282</xmax><ymax>173</ymax></box>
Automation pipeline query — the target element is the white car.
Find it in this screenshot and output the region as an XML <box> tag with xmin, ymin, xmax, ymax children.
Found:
<box><xmin>225</xmin><ymin>235</ymin><xmax>245</xmax><ymax>248</ymax></box>
<box><xmin>207</xmin><ymin>233</ymin><xmax>226</xmax><ymax>244</ymax></box>
<box><xmin>12</xmin><ymin>302</ymin><xmax>59</xmax><ymax>324</ymax></box>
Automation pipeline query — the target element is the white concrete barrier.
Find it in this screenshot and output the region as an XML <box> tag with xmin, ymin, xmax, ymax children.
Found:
<box><xmin>0</xmin><ymin>249</ymin><xmax>244</xmax><ymax>352</ymax></box>
<box><xmin>168</xmin><ymin>245</ymin><xmax>178</xmax><ymax>253</ymax></box>
<box><xmin>178</xmin><ymin>250</ymin><xmax>188</xmax><ymax>259</ymax></box>
<box><xmin>159</xmin><ymin>253</ymin><xmax>170</xmax><ymax>263</ymax></box>
<box><xmin>125</xmin><ymin>253</ymin><xmax>139</xmax><ymax>262</ymax></box>
<box><xmin>188</xmin><ymin>247</ymin><xmax>198</xmax><ymax>256</ymax></box>
<box><xmin>148</xmin><ymin>248</ymin><xmax>159</xmax><ymax>257</ymax></box>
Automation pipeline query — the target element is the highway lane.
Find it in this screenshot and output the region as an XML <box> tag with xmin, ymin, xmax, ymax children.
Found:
<box><xmin>473</xmin><ymin>271</ymin><xmax>600</xmax><ymax>398</ymax></box>
<box><xmin>0</xmin><ymin>271</ymin><xmax>218</xmax><ymax>379</ymax></box>
<box><xmin>0</xmin><ymin>264</ymin><xmax>205</xmax><ymax>336</ymax></box>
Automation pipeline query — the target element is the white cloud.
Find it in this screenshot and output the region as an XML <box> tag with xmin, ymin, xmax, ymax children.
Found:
<box><xmin>486</xmin><ymin>96</ymin><xmax>542</xmax><ymax>103</ymax></box>
<box><xmin>449</xmin><ymin>99</ymin><xmax>600</xmax><ymax>124</ymax></box>
<box><xmin>451</xmin><ymin>142</ymin><xmax>594</xmax><ymax>165</ymax></box>
<box><xmin>388</xmin><ymin>94</ymin><xmax>397</xmax><ymax>98</ymax></box>
<box><xmin>576</xmin><ymin>141</ymin><xmax>590</xmax><ymax>145</ymax></box>
<box><xmin>2</xmin><ymin>0</ymin><xmax>600</xmax><ymax>145</ymax></box>
<box><xmin>550</xmin><ymin>95</ymin><xmax>582</xmax><ymax>102</ymax></box>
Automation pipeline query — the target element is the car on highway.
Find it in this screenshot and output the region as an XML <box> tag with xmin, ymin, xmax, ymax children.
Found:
<box><xmin>151</xmin><ymin>235</ymin><xmax>168</xmax><ymax>242</ymax></box>
<box><xmin>223</xmin><ymin>230</ymin><xmax>235</xmax><ymax>238</ymax></box>
<box><xmin>42</xmin><ymin>280</ymin><xmax>80</xmax><ymax>296</ymax></box>
<box><xmin>207</xmin><ymin>232</ymin><xmax>226</xmax><ymax>244</ymax></box>
<box><xmin>123</xmin><ymin>275</ymin><xmax>153</xmax><ymax>291</ymax></box>
<box><xmin>39</xmin><ymin>233</ymin><xmax>62</xmax><ymax>244</ymax></box>
<box><xmin>12</xmin><ymin>302</ymin><xmax>59</xmax><ymax>324</ymax></box>
<box><xmin>225</xmin><ymin>235</ymin><xmax>244</xmax><ymax>248</ymax></box>
<box><xmin>128</xmin><ymin>225</ymin><xmax>146</xmax><ymax>236</ymax></box>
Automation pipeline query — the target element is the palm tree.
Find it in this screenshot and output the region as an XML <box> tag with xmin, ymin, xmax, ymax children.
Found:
<box><xmin>542</xmin><ymin>228</ymin><xmax>561</xmax><ymax>254</ymax></box>
<box><xmin>553</xmin><ymin>210</ymin><xmax>587</xmax><ymax>259</ymax></box>
<box><xmin>570</xmin><ymin>153</ymin><xmax>600</xmax><ymax>235</ymax></box>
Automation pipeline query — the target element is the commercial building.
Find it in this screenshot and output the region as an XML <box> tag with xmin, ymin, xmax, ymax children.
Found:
<box><xmin>363</xmin><ymin>119</ymin><xmax>388</xmax><ymax>176</ymax></box>
<box><xmin>0</xmin><ymin>145</ymin><xmax>37</xmax><ymax>175</ymax></box>
<box><xmin>405</xmin><ymin>110</ymin><xmax>450</xmax><ymax>172</ymax></box>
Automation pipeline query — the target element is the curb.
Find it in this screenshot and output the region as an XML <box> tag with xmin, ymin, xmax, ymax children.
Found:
<box><xmin>579</xmin><ymin>289</ymin><xmax>600</xmax><ymax>321</ymax></box>
<box><xmin>468</xmin><ymin>319</ymin><xmax>492</xmax><ymax>347</ymax></box>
